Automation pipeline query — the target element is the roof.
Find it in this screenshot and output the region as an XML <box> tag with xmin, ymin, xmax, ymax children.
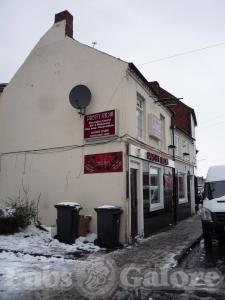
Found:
<box><xmin>128</xmin><ymin>63</ymin><xmax>173</xmax><ymax>115</ymax></box>
<box><xmin>0</xmin><ymin>83</ymin><xmax>7</xmax><ymax>93</ymax></box>
<box><xmin>148</xmin><ymin>81</ymin><xmax>197</xmax><ymax>126</ymax></box>
<box><xmin>128</xmin><ymin>63</ymin><xmax>150</xmax><ymax>88</ymax></box>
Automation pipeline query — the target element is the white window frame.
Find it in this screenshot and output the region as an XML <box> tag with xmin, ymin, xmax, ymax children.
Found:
<box><xmin>175</xmin><ymin>134</ymin><xmax>180</xmax><ymax>156</ymax></box>
<box><xmin>186</xmin><ymin>142</ymin><xmax>189</xmax><ymax>154</ymax></box>
<box><xmin>149</xmin><ymin>164</ymin><xmax>164</xmax><ymax>211</ymax></box>
<box><xmin>136</xmin><ymin>94</ymin><xmax>145</xmax><ymax>139</ymax></box>
<box><xmin>182</xmin><ymin>139</ymin><xmax>187</xmax><ymax>153</ymax></box>
<box><xmin>182</xmin><ymin>139</ymin><xmax>190</xmax><ymax>161</ymax></box>
<box><xmin>178</xmin><ymin>172</ymin><xmax>188</xmax><ymax>204</ymax></box>
<box><xmin>129</xmin><ymin>158</ymin><xmax>144</xmax><ymax>239</ymax></box>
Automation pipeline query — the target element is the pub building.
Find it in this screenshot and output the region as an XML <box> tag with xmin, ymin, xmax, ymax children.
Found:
<box><xmin>0</xmin><ymin>11</ymin><xmax>197</xmax><ymax>244</ymax></box>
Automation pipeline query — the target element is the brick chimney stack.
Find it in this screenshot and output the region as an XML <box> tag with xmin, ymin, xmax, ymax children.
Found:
<box><xmin>148</xmin><ymin>81</ymin><xmax>160</xmax><ymax>94</ymax></box>
<box><xmin>54</xmin><ymin>10</ymin><xmax>73</xmax><ymax>38</ymax></box>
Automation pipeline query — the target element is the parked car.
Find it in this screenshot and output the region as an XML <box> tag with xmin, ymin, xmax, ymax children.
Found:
<box><xmin>201</xmin><ymin>165</ymin><xmax>225</xmax><ymax>243</ymax></box>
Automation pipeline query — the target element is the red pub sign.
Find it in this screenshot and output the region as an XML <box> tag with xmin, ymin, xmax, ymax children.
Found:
<box><xmin>84</xmin><ymin>152</ymin><xmax>123</xmax><ymax>174</ymax></box>
<box><xmin>147</xmin><ymin>152</ymin><xmax>169</xmax><ymax>166</ymax></box>
<box><xmin>84</xmin><ymin>110</ymin><xmax>117</xmax><ymax>139</ymax></box>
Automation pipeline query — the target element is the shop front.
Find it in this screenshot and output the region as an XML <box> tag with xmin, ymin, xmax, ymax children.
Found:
<box><xmin>175</xmin><ymin>161</ymin><xmax>195</xmax><ymax>221</ymax></box>
<box><xmin>128</xmin><ymin>144</ymin><xmax>175</xmax><ymax>240</ymax></box>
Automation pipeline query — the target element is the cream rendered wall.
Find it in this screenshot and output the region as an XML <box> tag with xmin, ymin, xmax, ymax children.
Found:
<box><xmin>0</xmin><ymin>20</ymin><xmax>129</xmax><ymax>242</ymax></box>
<box><xmin>0</xmin><ymin>20</ymin><xmax>128</xmax><ymax>152</ymax></box>
<box><xmin>174</xmin><ymin>129</ymin><xmax>196</xmax><ymax>167</ymax></box>
<box><xmin>0</xmin><ymin>142</ymin><xmax>127</xmax><ymax>241</ymax></box>
<box><xmin>123</xmin><ymin>72</ymin><xmax>173</xmax><ymax>153</ymax></box>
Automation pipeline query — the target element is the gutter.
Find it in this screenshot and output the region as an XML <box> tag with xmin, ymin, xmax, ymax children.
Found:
<box><xmin>175</xmin><ymin>234</ymin><xmax>203</xmax><ymax>266</ymax></box>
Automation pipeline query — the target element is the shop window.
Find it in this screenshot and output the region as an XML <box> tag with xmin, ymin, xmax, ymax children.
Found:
<box><xmin>164</xmin><ymin>168</ymin><xmax>174</xmax><ymax>207</ymax></box>
<box><xmin>150</xmin><ymin>166</ymin><xmax>164</xmax><ymax>211</ymax></box>
<box><xmin>136</xmin><ymin>94</ymin><xmax>144</xmax><ymax>138</ymax></box>
<box><xmin>142</xmin><ymin>163</ymin><xmax>164</xmax><ymax>212</ymax></box>
<box><xmin>178</xmin><ymin>172</ymin><xmax>188</xmax><ymax>203</ymax></box>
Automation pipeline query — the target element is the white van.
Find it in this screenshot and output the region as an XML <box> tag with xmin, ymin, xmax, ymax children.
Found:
<box><xmin>201</xmin><ymin>165</ymin><xmax>225</xmax><ymax>243</ymax></box>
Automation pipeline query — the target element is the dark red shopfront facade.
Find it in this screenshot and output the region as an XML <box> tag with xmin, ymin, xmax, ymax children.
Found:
<box><xmin>129</xmin><ymin>145</ymin><xmax>192</xmax><ymax>238</ymax></box>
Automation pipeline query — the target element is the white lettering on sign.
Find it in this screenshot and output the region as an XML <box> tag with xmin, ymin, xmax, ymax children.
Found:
<box><xmin>84</xmin><ymin>110</ymin><xmax>118</xmax><ymax>139</ymax></box>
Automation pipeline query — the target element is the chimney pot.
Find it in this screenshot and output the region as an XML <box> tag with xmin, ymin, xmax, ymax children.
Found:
<box><xmin>54</xmin><ymin>10</ymin><xmax>73</xmax><ymax>38</ymax></box>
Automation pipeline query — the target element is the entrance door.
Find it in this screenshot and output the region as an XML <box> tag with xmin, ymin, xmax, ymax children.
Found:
<box><xmin>130</xmin><ymin>168</ymin><xmax>138</xmax><ymax>238</ymax></box>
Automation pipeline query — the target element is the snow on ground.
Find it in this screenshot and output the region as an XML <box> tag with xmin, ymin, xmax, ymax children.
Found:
<box><xmin>0</xmin><ymin>207</ymin><xmax>16</xmax><ymax>217</ymax></box>
<box><xmin>0</xmin><ymin>225</ymin><xmax>100</xmax><ymax>258</ymax></box>
<box><xmin>0</xmin><ymin>250</ymin><xmax>80</xmax><ymax>297</ymax></box>
<box><xmin>0</xmin><ymin>250</ymin><xmax>76</xmax><ymax>264</ymax></box>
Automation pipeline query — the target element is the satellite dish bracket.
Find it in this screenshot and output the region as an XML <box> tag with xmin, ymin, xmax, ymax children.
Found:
<box><xmin>78</xmin><ymin>107</ymin><xmax>86</xmax><ymax>116</ymax></box>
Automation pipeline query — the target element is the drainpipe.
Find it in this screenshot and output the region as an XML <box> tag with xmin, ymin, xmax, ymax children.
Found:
<box><xmin>171</xmin><ymin>124</ymin><xmax>177</xmax><ymax>225</ymax></box>
<box><xmin>126</xmin><ymin>142</ymin><xmax>131</xmax><ymax>244</ymax></box>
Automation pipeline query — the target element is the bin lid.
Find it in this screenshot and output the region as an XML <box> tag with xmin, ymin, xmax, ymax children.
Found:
<box><xmin>55</xmin><ymin>202</ymin><xmax>82</xmax><ymax>208</ymax></box>
<box><xmin>95</xmin><ymin>205</ymin><xmax>122</xmax><ymax>211</ymax></box>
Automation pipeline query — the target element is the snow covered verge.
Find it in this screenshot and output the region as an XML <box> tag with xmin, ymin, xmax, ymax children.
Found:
<box><xmin>0</xmin><ymin>250</ymin><xmax>77</xmax><ymax>264</ymax></box>
<box><xmin>0</xmin><ymin>225</ymin><xmax>100</xmax><ymax>259</ymax></box>
<box><xmin>0</xmin><ymin>207</ymin><xmax>16</xmax><ymax>218</ymax></box>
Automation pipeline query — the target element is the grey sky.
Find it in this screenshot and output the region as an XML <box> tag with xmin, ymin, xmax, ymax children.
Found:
<box><xmin>1</xmin><ymin>0</ymin><xmax>225</xmax><ymax>177</ymax></box>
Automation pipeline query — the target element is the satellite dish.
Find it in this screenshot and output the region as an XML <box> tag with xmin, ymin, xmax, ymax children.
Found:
<box><xmin>69</xmin><ymin>85</ymin><xmax>91</xmax><ymax>115</ymax></box>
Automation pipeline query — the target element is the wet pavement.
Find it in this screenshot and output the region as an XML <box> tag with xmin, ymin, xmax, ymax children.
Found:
<box><xmin>104</xmin><ymin>215</ymin><xmax>202</xmax><ymax>269</ymax></box>
<box><xmin>110</xmin><ymin>238</ymin><xmax>225</xmax><ymax>299</ymax></box>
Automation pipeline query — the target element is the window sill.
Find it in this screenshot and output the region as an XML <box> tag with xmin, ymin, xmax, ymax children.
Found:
<box><xmin>150</xmin><ymin>204</ymin><xmax>164</xmax><ymax>212</ymax></box>
<box><xmin>179</xmin><ymin>198</ymin><xmax>188</xmax><ymax>204</ymax></box>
